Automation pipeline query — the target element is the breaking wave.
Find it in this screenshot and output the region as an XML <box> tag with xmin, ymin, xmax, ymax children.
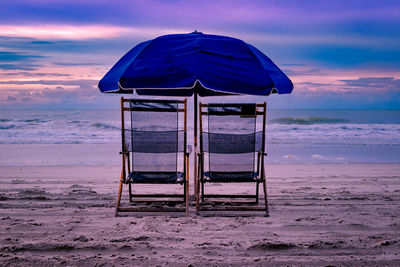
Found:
<box><xmin>90</xmin><ymin>122</ymin><xmax>119</xmax><ymax>130</ymax></box>
<box><xmin>272</xmin><ymin>116</ymin><xmax>350</xmax><ymax>125</ymax></box>
<box><xmin>0</xmin><ymin>124</ymin><xmax>16</xmax><ymax>130</ymax></box>
<box><xmin>19</xmin><ymin>119</ymin><xmax>47</xmax><ymax>123</ymax></box>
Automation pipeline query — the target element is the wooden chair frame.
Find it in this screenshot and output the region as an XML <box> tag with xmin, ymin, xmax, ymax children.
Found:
<box><xmin>195</xmin><ymin>102</ymin><xmax>269</xmax><ymax>216</ymax></box>
<box><xmin>115</xmin><ymin>97</ymin><xmax>190</xmax><ymax>216</ymax></box>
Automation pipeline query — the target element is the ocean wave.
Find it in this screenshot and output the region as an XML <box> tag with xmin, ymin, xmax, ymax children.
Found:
<box><xmin>0</xmin><ymin>124</ymin><xmax>16</xmax><ymax>130</ymax></box>
<box><xmin>272</xmin><ymin>116</ymin><xmax>350</xmax><ymax>125</ymax></box>
<box><xmin>18</xmin><ymin>119</ymin><xmax>48</xmax><ymax>123</ymax></box>
<box><xmin>90</xmin><ymin>122</ymin><xmax>119</xmax><ymax>130</ymax></box>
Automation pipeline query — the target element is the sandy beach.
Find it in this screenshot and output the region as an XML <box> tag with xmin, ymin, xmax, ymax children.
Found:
<box><xmin>1</xmin><ymin>161</ymin><xmax>399</xmax><ymax>266</ymax></box>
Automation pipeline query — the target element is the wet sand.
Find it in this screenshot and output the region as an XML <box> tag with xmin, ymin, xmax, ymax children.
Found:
<box><xmin>0</xmin><ymin>163</ymin><xmax>399</xmax><ymax>266</ymax></box>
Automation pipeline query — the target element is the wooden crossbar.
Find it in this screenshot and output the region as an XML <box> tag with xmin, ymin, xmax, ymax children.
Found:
<box><xmin>118</xmin><ymin>207</ymin><xmax>186</xmax><ymax>213</ymax></box>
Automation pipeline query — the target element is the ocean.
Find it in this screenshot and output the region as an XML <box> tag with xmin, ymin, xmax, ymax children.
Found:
<box><xmin>0</xmin><ymin>109</ymin><xmax>399</xmax><ymax>165</ymax></box>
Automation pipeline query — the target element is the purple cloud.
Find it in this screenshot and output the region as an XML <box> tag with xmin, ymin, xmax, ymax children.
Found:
<box><xmin>340</xmin><ymin>77</ymin><xmax>400</xmax><ymax>92</ymax></box>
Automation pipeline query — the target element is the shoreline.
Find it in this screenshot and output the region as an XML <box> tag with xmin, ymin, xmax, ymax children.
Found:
<box><xmin>1</xmin><ymin>144</ymin><xmax>399</xmax><ymax>168</ymax></box>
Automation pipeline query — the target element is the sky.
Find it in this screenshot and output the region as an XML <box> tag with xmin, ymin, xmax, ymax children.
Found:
<box><xmin>0</xmin><ymin>0</ymin><xmax>399</xmax><ymax>109</ymax></box>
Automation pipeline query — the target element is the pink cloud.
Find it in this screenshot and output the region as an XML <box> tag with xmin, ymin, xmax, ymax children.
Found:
<box><xmin>0</xmin><ymin>24</ymin><xmax>131</xmax><ymax>40</ymax></box>
<box><xmin>285</xmin><ymin>64</ymin><xmax>400</xmax><ymax>96</ymax></box>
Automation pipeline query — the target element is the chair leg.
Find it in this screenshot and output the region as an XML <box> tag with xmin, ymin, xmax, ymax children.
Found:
<box><xmin>201</xmin><ymin>176</ymin><xmax>205</xmax><ymax>202</ymax></box>
<box><xmin>262</xmin><ymin>179</ymin><xmax>269</xmax><ymax>217</ymax></box>
<box><xmin>183</xmin><ymin>178</ymin><xmax>186</xmax><ymax>202</ymax></box>
<box><xmin>185</xmin><ymin>155</ymin><xmax>190</xmax><ymax>216</ymax></box>
<box><xmin>198</xmin><ymin>155</ymin><xmax>205</xmax><ymax>203</ymax></box>
<box><xmin>195</xmin><ymin>156</ymin><xmax>201</xmax><ymax>214</ymax></box>
<box><xmin>115</xmin><ymin>179</ymin><xmax>124</xmax><ymax>217</ymax></box>
<box><xmin>194</xmin><ymin>155</ymin><xmax>197</xmax><ymax>201</ymax></box>
<box><xmin>185</xmin><ymin>180</ymin><xmax>189</xmax><ymax>216</ymax></box>
<box><xmin>255</xmin><ymin>181</ymin><xmax>259</xmax><ymax>204</ymax></box>
<box><xmin>128</xmin><ymin>183</ymin><xmax>132</xmax><ymax>202</ymax></box>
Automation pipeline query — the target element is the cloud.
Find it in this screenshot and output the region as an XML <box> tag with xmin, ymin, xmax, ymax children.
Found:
<box><xmin>289</xmin><ymin>77</ymin><xmax>400</xmax><ymax>109</ymax></box>
<box><xmin>0</xmin><ymin>25</ymin><xmax>132</xmax><ymax>40</ymax></box>
<box><xmin>0</xmin><ymin>1</ymin><xmax>398</xmax><ymax>50</ymax></box>
<box><xmin>305</xmin><ymin>46</ymin><xmax>400</xmax><ymax>68</ymax></box>
<box><xmin>340</xmin><ymin>77</ymin><xmax>400</xmax><ymax>92</ymax></box>
<box><xmin>0</xmin><ymin>64</ymin><xmax>39</xmax><ymax>70</ymax></box>
<box><xmin>30</xmin><ymin>40</ymin><xmax>54</xmax><ymax>45</ymax></box>
<box><xmin>0</xmin><ymin>72</ymin><xmax>70</xmax><ymax>77</ymax></box>
<box><xmin>53</xmin><ymin>62</ymin><xmax>99</xmax><ymax>66</ymax></box>
<box><xmin>0</xmin><ymin>1</ymin><xmax>399</xmax><ymax>109</ymax></box>
<box><xmin>2</xmin><ymin>0</ymin><xmax>399</xmax><ymax>24</ymax></box>
<box><xmin>283</xmin><ymin>67</ymin><xmax>324</xmax><ymax>76</ymax></box>
<box><xmin>0</xmin><ymin>51</ymin><xmax>44</xmax><ymax>61</ymax></box>
<box><xmin>0</xmin><ymin>51</ymin><xmax>44</xmax><ymax>70</ymax></box>
<box><xmin>0</xmin><ymin>84</ymin><xmax>119</xmax><ymax>109</ymax></box>
<box><xmin>236</xmin><ymin>32</ymin><xmax>400</xmax><ymax>49</ymax></box>
<box><xmin>1</xmin><ymin>22</ymin><xmax>396</xmax><ymax>50</ymax></box>
<box><xmin>0</xmin><ymin>78</ymin><xmax>97</xmax><ymax>89</ymax></box>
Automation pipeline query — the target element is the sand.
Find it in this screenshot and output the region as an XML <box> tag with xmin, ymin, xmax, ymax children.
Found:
<box><xmin>0</xmin><ymin>163</ymin><xmax>399</xmax><ymax>266</ymax></box>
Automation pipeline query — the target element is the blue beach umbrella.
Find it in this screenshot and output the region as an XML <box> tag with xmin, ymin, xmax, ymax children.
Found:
<box><xmin>98</xmin><ymin>31</ymin><xmax>293</xmax><ymax>146</ymax></box>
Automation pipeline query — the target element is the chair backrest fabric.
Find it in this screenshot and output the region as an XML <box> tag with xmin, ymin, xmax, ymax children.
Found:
<box><xmin>123</xmin><ymin>99</ymin><xmax>185</xmax><ymax>172</ymax></box>
<box><xmin>201</xmin><ymin>103</ymin><xmax>264</xmax><ymax>174</ymax></box>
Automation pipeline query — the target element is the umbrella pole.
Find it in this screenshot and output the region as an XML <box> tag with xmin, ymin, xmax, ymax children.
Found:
<box><xmin>194</xmin><ymin>91</ymin><xmax>198</xmax><ymax>148</ymax></box>
<box><xmin>194</xmin><ymin>91</ymin><xmax>198</xmax><ymax>196</ymax></box>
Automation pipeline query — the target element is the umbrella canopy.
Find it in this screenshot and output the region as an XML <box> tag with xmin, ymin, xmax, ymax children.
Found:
<box><xmin>98</xmin><ymin>31</ymin><xmax>293</xmax><ymax>96</ymax></box>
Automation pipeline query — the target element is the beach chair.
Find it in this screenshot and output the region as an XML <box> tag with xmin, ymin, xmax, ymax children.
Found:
<box><xmin>196</xmin><ymin>102</ymin><xmax>269</xmax><ymax>216</ymax></box>
<box><xmin>115</xmin><ymin>97</ymin><xmax>190</xmax><ymax>216</ymax></box>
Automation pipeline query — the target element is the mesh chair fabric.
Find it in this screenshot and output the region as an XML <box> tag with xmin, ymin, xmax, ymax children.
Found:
<box><xmin>124</xmin><ymin>99</ymin><xmax>184</xmax><ymax>181</ymax></box>
<box><xmin>124</xmin><ymin>130</ymin><xmax>184</xmax><ymax>153</ymax></box>
<box><xmin>204</xmin><ymin>171</ymin><xmax>257</xmax><ymax>182</ymax></box>
<box><xmin>201</xmin><ymin>131</ymin><xmax>262</xmax><ymax>154</ymax></box>
<box><xmin>128</xmin><ymin>171</ymin><xmax>184</xmax><ymax>184</ymax></box>
<box><xmin>201</xmin><ymin>103</ymin><xmax>261</xmax><ymax>181</ymax></box>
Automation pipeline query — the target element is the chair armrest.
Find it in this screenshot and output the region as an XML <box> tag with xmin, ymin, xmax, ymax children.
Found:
<box><xmin>185</xmin><ymin>145</ymin><xmax>192</xmax><ymax>156</ymax></box>
<box><xmin>258</xmin><ymin>151</ymin><xmax>267</xmax><ymax>156</ymax></box>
